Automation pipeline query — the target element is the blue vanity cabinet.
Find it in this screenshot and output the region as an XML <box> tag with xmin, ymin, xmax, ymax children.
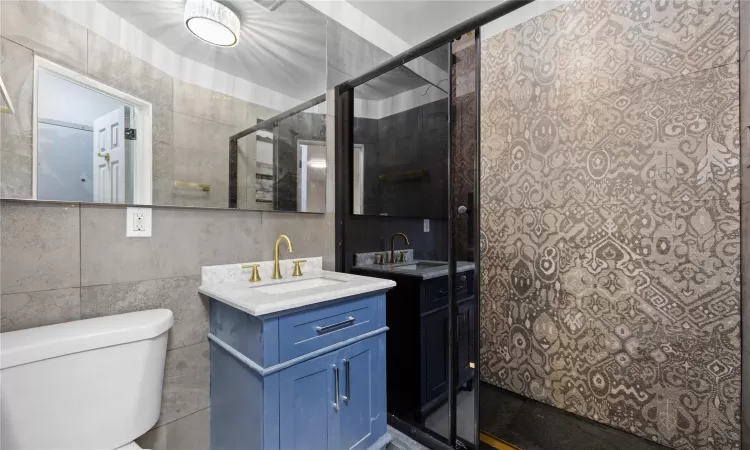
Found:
<box><xmin>208</xmin><ymin>293</ymin><xmax>390</xmax><ymax>450</ymax></box>
<box><xmin>337</xmin><ymin>336</ymin><xmax>386</xmax><ymax>450</ymax></box>
<box><xmin>279</xmin><ymin>335</ymin><xmax>386</xmax><ymax>450</ymax></box>
<box><xmin>279</xmin><ymin>347</ymin><xmax>340</xmax><ymax>450</ymax></box>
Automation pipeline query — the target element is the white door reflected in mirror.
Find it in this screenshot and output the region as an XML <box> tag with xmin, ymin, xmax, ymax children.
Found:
<box><xmin>352</xmin><ymin>144</ymin><xmax>365</xmax><ymax>215</ymax></box>
<box><xmin>296</xmin><ymin>140</ymin><xmax>326</xmax><ymax>213</ymax></box>
<box><xmin>93</xmin><ymin>106</ymin><xmax>129</xmax><ymax>204</ymax></box>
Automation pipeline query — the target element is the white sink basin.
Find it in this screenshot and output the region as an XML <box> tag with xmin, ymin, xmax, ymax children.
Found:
<box><xmin>254</xmin><ymin>277</ymin><xmax>345</xmax><ymax>294</ymax></box>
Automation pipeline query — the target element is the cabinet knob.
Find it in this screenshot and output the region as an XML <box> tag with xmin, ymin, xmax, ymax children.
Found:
<box><xmin>460</xmin><ymin>275</ymin><xmax>467</xmax><ymax>282</ymax></box>
<box><xmin>457</xmin><ymin>205</ymin><xmax>467</xmax><ymax>214</ymax></box>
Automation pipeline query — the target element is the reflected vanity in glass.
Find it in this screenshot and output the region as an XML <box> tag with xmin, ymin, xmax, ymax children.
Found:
<box><xmin>342</xmin><ymin>41</ymin><xmax>479</xmax><ymax>448</ymax></box>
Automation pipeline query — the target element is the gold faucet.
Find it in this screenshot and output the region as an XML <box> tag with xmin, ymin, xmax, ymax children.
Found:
<box><xmin>273</xmin><ymin>235</ymin><xmax>294</xmax><ymax>279</ymax></box>
<box><xmin>390</xmin><ymin>233</ymin><xmax>410</xmax><ymax>264</ymax></box>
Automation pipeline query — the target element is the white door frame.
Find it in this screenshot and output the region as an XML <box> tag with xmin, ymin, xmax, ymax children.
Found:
<box><xmin>353</xmin><ymin>143</ymin><xmax>365</xmax><ymax>214</ymax></box>
<box><xmin>33</xmin><ymin>56</ymin><xmax>153</xmax><ymax>204</ymax></box>
<box><xmin>297</xmin><ymin>139</ymin><xmax>326</xmax><ymax>213</ymax></box>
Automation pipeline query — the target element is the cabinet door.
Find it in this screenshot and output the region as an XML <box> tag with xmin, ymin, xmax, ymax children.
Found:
<box><xmin>421</xmin><ymin>308</ymin><xmax>449</xmax><ymax>404</ymax></box>
<box><xmin>457</xmin><ymin>300</ymin><xmax>475</xmax><ymax>384</ymax></box>
<box><xmin>279</xmin><ymin>350</ymin><xmax>340</xmax><ymax>450</ymax></box>
<box><xmin>337</xmin><ymin>335</ymin><xmax>387</xmax><ymax>450</ymax></box>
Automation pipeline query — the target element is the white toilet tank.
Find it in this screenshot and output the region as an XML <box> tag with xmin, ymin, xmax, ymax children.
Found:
<box><xmin>1</xmin><ymin>309</ymin><xmax>174</xmax><ymax>450</ymax></box>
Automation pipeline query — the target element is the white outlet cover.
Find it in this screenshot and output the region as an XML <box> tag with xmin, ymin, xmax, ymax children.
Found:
<box><xmin>424</xmin><ymin>219</ymin><xmax>430</xmax><ymax>232</ymax></box>
<box><xmin>126</xmin><ymin>207</ymin><xmax>152</xmax><ymax>237</ymax></box>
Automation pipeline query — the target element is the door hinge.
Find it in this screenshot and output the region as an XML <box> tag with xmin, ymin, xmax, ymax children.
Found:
<box><xmin>125</xmin><ymin>128</ymin><xmax>137</xmax><ymax>140</ymax></box>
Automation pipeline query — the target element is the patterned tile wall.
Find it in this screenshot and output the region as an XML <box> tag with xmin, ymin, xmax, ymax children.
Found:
<box><xmin>478</xmin><ymin>1</ymin><xmax>741</xmax><ymax>448</ymax></box>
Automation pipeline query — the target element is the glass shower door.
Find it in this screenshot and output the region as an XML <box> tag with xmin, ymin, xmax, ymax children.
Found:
<box><xmin>448</xmin><ymin>31</ymin><xmax>480</xmax><ymax>449</ymax></box>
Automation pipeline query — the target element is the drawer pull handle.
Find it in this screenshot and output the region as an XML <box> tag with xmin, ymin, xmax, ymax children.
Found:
<box><xmin>342</xmin><ymin>359</ymin><xmax>351</xmax><ymax>403</ymax></box>
<box><xmin>333</xmin><ymin>365</ymin><xmax>340</xmax><ymax>411</ymax></box>
<box><xmin>437</xmin><ymin>289</ymin><xmax>449</xmax><ymax>296</ymax></box>
<box><xmin>316</xmin><ymin>316</ymin><xmax>355</xmax><ymax>334</ymax></box>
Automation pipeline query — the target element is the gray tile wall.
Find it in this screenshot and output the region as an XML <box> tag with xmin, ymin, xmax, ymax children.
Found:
<box><xmin>0</xmin><ymin>5</ymin><xmax>339</xmax><ymax>448</ymax></box>
<box><xmin>364</xmin><ymin>100</ymin><xmax>450</xmax><ymax>219</ymax></box>
<box><xmin>0</xmin><ymin>200</ymin><xmax>335</xmax><ymax>449</ymax></box>
<box><xmin>0</xmin><ymin>3</ymin><xmax>390</xmax><ymax>449</ymax></box>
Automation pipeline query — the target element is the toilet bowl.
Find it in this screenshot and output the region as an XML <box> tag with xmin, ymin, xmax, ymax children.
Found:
<box><xmin>1</xmin><ymin>309</ymin><xmax>174</xmax><ymax>450</ymax></box>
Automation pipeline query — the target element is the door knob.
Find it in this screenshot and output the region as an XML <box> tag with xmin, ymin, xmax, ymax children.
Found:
<box><xmin>457</xmin><ymin>205</ymin><xmax>467</xmax><ymax>214</ymax></box>
<box><xmin>97</xmin><ymin>152</ymin><xmax>110</xmax><ymax>162</ymax></box>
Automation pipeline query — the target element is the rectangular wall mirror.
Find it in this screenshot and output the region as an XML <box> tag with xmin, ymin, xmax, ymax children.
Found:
<box><xmin>0</xmin><ymin>0</ymin><xmax>329</xmax><ymax>214</ymax></box>
<box><xmin>351</xmin><ymin>55</ymin><xmax>449</xmax><ymax>219</ymax></box>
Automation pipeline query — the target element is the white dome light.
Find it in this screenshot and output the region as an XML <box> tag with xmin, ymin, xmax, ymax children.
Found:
<box><xmin>184</xmin><ymin>0</ymin><xmax>240</xmax><ymax>47</ymax></box>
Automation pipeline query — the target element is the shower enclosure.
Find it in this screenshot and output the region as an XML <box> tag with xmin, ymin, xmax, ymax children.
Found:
<box><xmin>335</xmin><ymin>0</ymin><xmax>744</xmax><ymax>449</ymax></box>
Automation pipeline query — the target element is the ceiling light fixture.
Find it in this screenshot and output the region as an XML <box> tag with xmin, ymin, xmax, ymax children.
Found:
<box><xmin>184</xmin><ymin>0</ymin><xmax>240</xmax><ymax>47</ymax></box>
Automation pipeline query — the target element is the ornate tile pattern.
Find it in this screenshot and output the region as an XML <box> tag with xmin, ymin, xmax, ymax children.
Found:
<box><xmin>478</xmin><ymin>1</ymin><xmax>741</xmax><ymax>448</ymax></box>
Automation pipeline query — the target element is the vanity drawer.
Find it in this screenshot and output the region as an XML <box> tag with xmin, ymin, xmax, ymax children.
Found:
<box><xmin>278</xmin><ymin>295</ymin><xmax>384</xmax><ymax>362</ymax></box>
<box><xmin>423</xmin><ymin>277</ymin><xmax>449</xmax><ymax>311</ymax></box>
<box><xmin>422</xmin><ymin>271</ymin><xmax>474</xmax><ymax>313</ymax></box>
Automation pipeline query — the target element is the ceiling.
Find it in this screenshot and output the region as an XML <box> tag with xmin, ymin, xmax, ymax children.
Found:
<box><xmin>346</xmin><ymin>0</ymin><xmax>504</xmax><ymax>46</ymax></box>
<box><xmin>100</xmin><ymin>0</ymin><xmax>328</xmax><ymax>101</ymax></box>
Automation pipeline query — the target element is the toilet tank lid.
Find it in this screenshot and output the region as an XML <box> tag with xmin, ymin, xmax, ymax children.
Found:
<box><xmin>1</xmin><ymin>309</ymin><xmax>174</xmax><ymax>370</ymax></box>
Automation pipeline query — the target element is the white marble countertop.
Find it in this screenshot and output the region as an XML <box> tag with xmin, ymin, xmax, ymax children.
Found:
<box><xmin>352</xmin><ymin>260</ymin><xmax>475</xmax><ymax>280</ymax></box>
<box><xmin>199</xmin><ymin>270</ymin><xmax>396</xmax><ymax>317</ymax></box>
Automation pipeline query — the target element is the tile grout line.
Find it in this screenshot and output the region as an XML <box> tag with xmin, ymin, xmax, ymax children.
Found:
<box><xmin>2</xmin><ymin>285</ymin><xmax>81</xmax><ymax>297</ymax></box>
<box><xmin>172</xmin><ymin>108</ymin><xmax>247</xmax><ymax>130</ymax></box>
<box><xmin>79</xmin><ymin>273</ymin><xmax>202</xmax><ymax>290</ymax></box>
<box><xmin>167</xmin><ymin>339</ymin><xmax>208</xmax><ymax>353</ymax></box>
<box><xmin>166</xmin><ymin>337</ymin><xmax>209</xmax><ymax>353</ymax></box>
<box><xmin>152</xmin><ymin>405</ymin><xmax>210</xmax><ymax>430</ymax></box>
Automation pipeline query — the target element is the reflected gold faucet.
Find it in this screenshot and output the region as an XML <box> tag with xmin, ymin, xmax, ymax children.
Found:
<box><xmin>390</xmin><ymin>233</ymin><xmax>410</xmax><ymax>264</ymax></box>
<box><xmin>273</xmin><ymin>235</ymin><xmax>294</xmax><ymax>279</ymax></box>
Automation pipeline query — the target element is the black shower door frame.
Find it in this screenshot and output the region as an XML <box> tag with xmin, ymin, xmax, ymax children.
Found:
<box><xmin>333</xmin><ymin>2</ymin><xmax>535</xmax><ymax>448</ymax></box>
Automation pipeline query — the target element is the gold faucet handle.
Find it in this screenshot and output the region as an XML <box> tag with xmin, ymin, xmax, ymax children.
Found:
<box><xmin>292</xmin><ymin>259</ymin><xmax>307</xmax><ymax>277</ymax></box>
<box><xmin>241</xmin><ymin>264</ymin><xmax>261</xmax><ymax>282</ymax></box>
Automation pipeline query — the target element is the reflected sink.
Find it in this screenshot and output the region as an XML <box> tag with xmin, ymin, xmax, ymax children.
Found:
<box><xmin>394</xmin><ymin>262</ymin><xmax>447</xmax><ymax>271</ymax></box>
<box><xmin>254</xmin><ymin>277</ymin><xmax>345</xmax><ymax>294</ymax></box>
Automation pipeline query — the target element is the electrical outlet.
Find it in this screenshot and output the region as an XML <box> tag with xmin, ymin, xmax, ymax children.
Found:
<box><xmin>424</xmin><ymin>219</ymin><xmax>430</xmax><ymax>232</ymax></box>
<box><xmin>126</xmin><ymin>207</ymin><xmax>152</xmax><ymax>237</ymax></box>
<box><xmin>134</xmin><ymin>213</ymin><xmax>145</xmax><ymax>231</ymax></box>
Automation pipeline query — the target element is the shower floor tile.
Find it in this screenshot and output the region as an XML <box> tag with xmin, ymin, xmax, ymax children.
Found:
<box><xmin>479</xmin><ymin>383</ymin><xmax>669</xmax><ymax>450</ymax></box>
